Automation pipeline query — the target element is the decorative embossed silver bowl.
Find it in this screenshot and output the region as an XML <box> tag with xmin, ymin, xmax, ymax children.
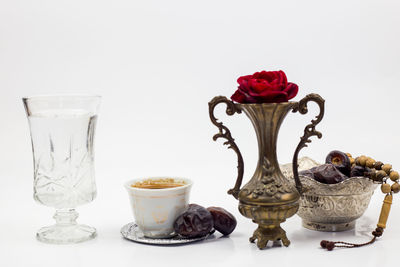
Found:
<box><xmin>281</xmin><ymin>157</ymin><xmax>378</xmax><ymax>232</ymax></box>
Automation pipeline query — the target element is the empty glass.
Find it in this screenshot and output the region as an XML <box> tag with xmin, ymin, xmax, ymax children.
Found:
<box><xmin>23</xmin><ymin>95</ymin><xmax>101</xmax><ymax>244</ymax></box>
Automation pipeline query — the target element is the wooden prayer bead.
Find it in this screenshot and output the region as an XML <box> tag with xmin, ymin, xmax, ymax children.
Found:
<box><xmin>381</xmin><ymin>183</ymin><xmax>391</xmax><ymax>194</ymax></box>
<box><xmin>366</xmin><ymin>158</ymin><xmax>375</xmax><ymax>168</ymax></box>
<box><xmin>391</xmin><ymin>182</ymin><xmax>400</xmax><ymax>193</ymax></box>
<box><xmin>376</xmin><ymin>170</ymin><xmax>387</xmax><ymax>181</ymax></box>
<box><xmin>358</xmin><ymin>156</ymin><xmax>367</xmax><ymax>167</ymax></box>
<box><xmin>374</xmin><ymin>161</ymin><xmax>383</xmax><ymax>170</ymax></box>
<box><xmin>389</xmin><ymin>171</ymin><xmax>399</xmax><ymax>182</ymax></box>
<box><xmin>382</xmin><ymin>164</ymin><xmax>392</xmax><ymax>175</ymax></box>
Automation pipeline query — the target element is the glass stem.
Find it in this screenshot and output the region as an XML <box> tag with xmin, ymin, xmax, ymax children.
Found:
<box><xmin>53</xmin><ymin>209</ymin><xmax>79</xmax><ymax>226</ymax></box>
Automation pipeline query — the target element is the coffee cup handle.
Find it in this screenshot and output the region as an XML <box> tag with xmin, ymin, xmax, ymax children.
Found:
<box><xmin>292</xmin><ymin>93</ymin><xmax>325</xmax><ymax>194</ymax></box>
<box><xmin>209</xmin><ymin>96</ymin><xmax>244</xmax><ymax>200</ymax></box>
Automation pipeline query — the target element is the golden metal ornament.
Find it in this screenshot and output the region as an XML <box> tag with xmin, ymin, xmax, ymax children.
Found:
<box><xmin>209</xmin><ymin>94</ymin><xmax>325</xmax><ymax>249</ymax></box>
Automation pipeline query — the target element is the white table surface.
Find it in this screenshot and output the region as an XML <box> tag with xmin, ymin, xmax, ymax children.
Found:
<box><xmin>1</xmin><ymin>164</ymin><xmax>399</xmax><ymax>267</ymax></box>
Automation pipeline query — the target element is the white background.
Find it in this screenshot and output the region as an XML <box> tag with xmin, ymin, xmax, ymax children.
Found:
<box><xmin>1</xmin><ymin>0</ymin><xmax>400</xmax><ymax>266</ymax></box>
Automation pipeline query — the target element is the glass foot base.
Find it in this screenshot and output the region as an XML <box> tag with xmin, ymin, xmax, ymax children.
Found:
<box><xmin>37</xmin><ymin>224</ymin><xmax>97</xmax><ymax>244</ymax></box>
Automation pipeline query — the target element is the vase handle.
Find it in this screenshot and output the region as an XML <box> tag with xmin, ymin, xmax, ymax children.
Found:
<box><xmin>209</xmin><ymin>96</ymin><xmax>244</xmax><ymax>200</ymax></box>
<box><xmin>292</xmin><ymin>93</ymin><xmax>325</xmax><ymax>194</ymax></box>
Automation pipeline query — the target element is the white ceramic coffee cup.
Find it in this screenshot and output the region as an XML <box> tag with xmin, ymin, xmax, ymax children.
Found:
<box><xmin>124</xmin><ymin>177</ymin><xmax>192</xmax><ymax>238</ymax></box>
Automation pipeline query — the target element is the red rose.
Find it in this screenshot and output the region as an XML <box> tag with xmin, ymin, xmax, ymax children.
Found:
<box><xmin>231</xmin><ymin>70</ymin><xmax>298</xmax><ymax>104</ymax></box>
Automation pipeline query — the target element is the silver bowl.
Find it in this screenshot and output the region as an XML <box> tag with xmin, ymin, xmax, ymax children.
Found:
<box><xmin>281</xmin><ymin>157</ymin><xmax>378</xmax><ymax>232</ymax></box>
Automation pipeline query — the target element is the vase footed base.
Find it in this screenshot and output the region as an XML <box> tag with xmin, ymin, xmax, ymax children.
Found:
<box><xmin>302</xmin><ymin>219</ymin><xmax>355</xmax><ymax>232</ymax></box>
<box><xmin>37</xmin><ymin>224</ymin><xmax>97</xmax><ymax>244</ymax></box>
<box><xmin>249</xmin><ymin>224</ymin><xmax>290</xmax><ymax>249</ymax></box>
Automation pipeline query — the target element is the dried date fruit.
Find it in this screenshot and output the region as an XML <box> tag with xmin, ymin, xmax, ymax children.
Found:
<box><xmin>312</xmin><ymin>164</ymin><xmax>347</xmax><ymax>184</ymax></box>
<box><xmin>299</xmin><ymin>169</ymin><xmax>315</xmax><ymax>179</ymax></box>
<box><xmin>174</xmin><ymin>204</ymin><xmax>213</xmax><ymax>238</ymax></box>
<box><xmin>207</xmin><ymin>207</ymin><xmax>237</xmax><ymax>236</ymax></box>
<box><xmin>325</xmin><ymin>150</ymin><xmax>351</xmax><ymax>176</ymax></box>
<box><xmin>350</xmin><ymin>165</ymin><xmax>367</xmax><ymax>177</ymax></box>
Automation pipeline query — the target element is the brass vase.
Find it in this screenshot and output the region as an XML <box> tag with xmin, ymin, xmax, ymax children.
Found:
<box><xmin>209</xmin><ymin>94</ymin><xmax>325</xmax><ymax>249</ymax></box>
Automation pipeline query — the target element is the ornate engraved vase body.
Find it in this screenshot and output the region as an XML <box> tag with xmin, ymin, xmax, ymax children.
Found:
<box><xmin>209</xmin><ymin>94</ymin><xmax>325</xmax><ymax>249</ymax></box>
<box><xmin>23</xmin><ymin>95</ymin><xmax>101</xmax><ymax>244</ymax></box>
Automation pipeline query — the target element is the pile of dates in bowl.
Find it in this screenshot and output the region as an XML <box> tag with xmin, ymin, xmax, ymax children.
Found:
<box><xmin>281</xmin><ymin>151</ymin><xmax>379</xmax><ymax>232</ymax></box>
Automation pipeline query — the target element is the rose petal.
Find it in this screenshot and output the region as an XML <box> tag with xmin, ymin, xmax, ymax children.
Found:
<box><xmin>231</xmin><ymin>88</ymin><xmax>259</xmax><ymax>103</ymax></box>
<box><xmin>254</xmin><ymin>86</ymin><xmax>284</xmax><ymax>97</ymax></box>
<box><xmin>249</xmin><ymin>81</ymin><xmax>283</xmax><ymax>96</ymax></box>
<box><xmin>256</xmin><ymin>91</ymin><xmax>289</xmax><ymax>103</ymax></box>
<box><xmin>277</xmin><ymin>70</ymin><xmax>288</xmax><ymax>88</ymax></box>
<box><xmin>248</xmin><ymin>79</ymin><xmax>269</xmax><ymax>93</ymax></box>
<box><xmin>284</xmin><ymin>82</ymin><xmax>299</xmax><ymax>100</ymax></box>
<box><xmin>237</xmin><ymin>75</ymin><xmax>253</xmax><ymax>92</ymax></box>
<box><xmin>268</xmin><ymin>94</ymin><xmax>289</xmax><ymax>103</ymax></box>
<box><xmin>237</xmin><ymin>75</ymin><xmax>252</xmax><ymax>86</ymax></box>
<box><xmin>269</xmin><ymin>79</ymin><xmax>281</xmax><ymax>89</ymax></box>
<box><xmin>238</xmin><ymin>80</ymin><xmax>250</xmax><ymax>92</ymax></box>
<box><xmin>248</xmin><ymin>79</ymin><xmax>283</xmax><ymax>94</ymax></box>
<box><xmin>257</xmin><ymin>70</ymin><xmax>288</xmax><ymax>90</ymax></box>
<box><xmin>231</xmin><ymin>90</ymin><xmax>247</xmax><ymax>103</ymax></box>
<box><xmin>251</xmin><ymin>71</ymin><xmax>262</xmax><ymax>79</ymax></box>
<box><xmin>257</xmin><ymin>71</ymin><xmax>280</xmax><ymax>83</ymax></box>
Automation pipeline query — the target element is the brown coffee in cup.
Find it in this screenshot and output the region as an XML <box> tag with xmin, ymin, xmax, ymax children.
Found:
<box><xmin>131</xmin><ymin>178</ymin><xmax>186</xmax><ymax>189</ymax></box>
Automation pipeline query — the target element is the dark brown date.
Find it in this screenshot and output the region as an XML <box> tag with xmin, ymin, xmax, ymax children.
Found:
<box><xmin>174</xmin><ymin>204</ymin><xmax>213</xmax><ymax>238</ymax></box>
<box><xmin>207</xmin><ymin>207</ymin><xmax>237</xmax><ymax>236</ymax></box>
<box><xmin>299</xmin><ymin>169</ymin><xmax>315</xmax><ymax>179</ymax></box>
<box><xmin>312</xmin><ymin>164</ymin><xmax>347</xmax><ymax>184</ymax></box>
<box><xmin>325</xmin><ymin>150</ymin><xmax>351</xmax><ymax>177</ymax></box>
<box><xmin>350</xmin><ymin>165</ymin><xmax>367</xmax><ymax>177</ymax></box>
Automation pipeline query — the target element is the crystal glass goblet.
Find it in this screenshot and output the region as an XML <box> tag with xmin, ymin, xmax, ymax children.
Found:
<box><xmin>23</xmin><ymin>95</ymin><xmax>101</xmax><ymax>244</ymax></box>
